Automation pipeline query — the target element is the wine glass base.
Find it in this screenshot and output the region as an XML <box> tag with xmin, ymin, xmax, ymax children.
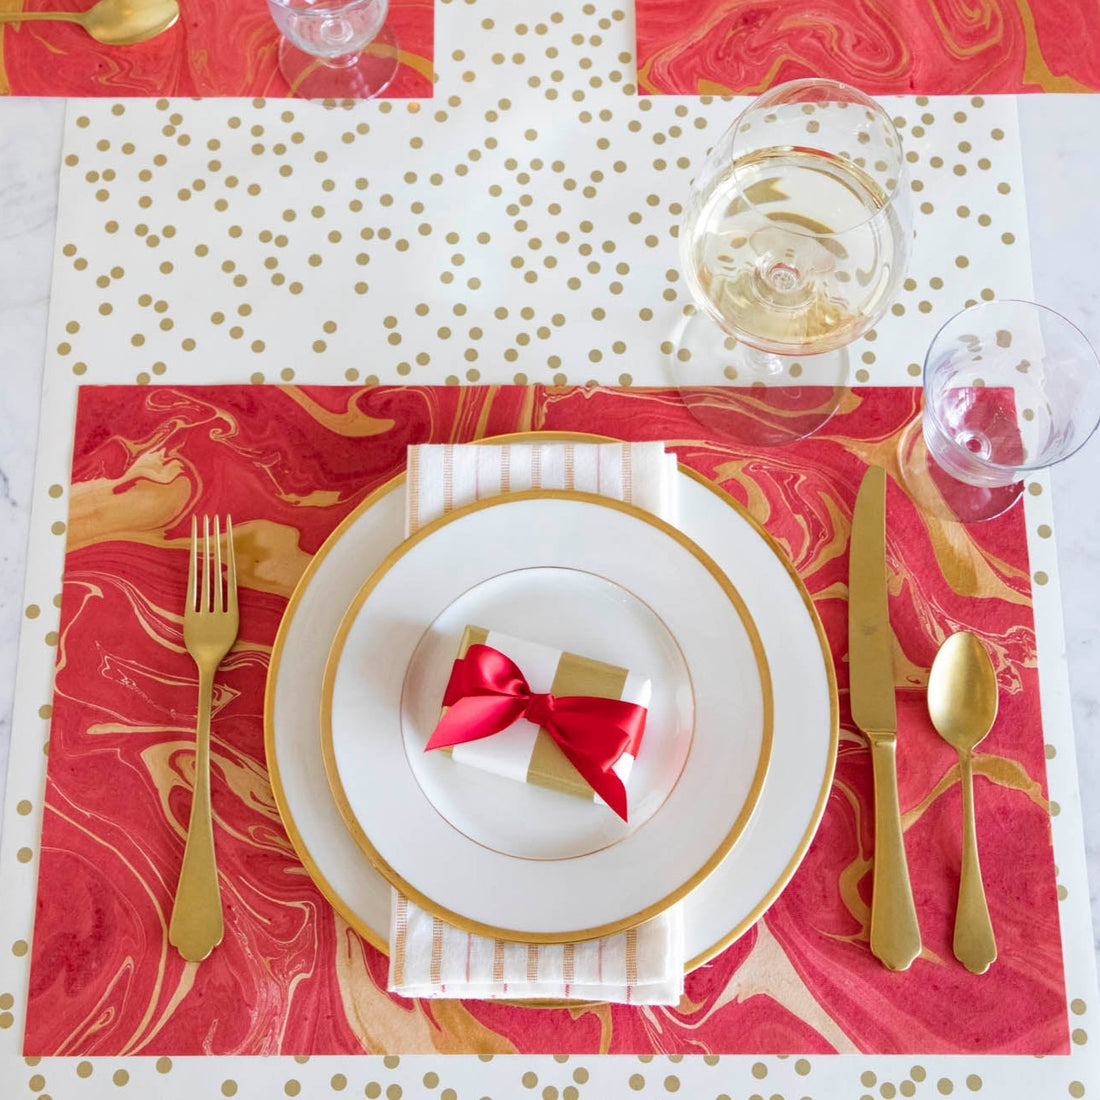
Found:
<box><xmin>278</xmin><ymin>25</ymin><xmax>399</xmax><ymax>100</ymax></box>
<box><xmin>897</xmin><ymin>418</ymin><xmax>1023</xmax><ymax>524</ymax></box>
<box><xmin>667</xmin><ymin>308</ymin><xmax>850</xmax><ymax>447</ymax></box>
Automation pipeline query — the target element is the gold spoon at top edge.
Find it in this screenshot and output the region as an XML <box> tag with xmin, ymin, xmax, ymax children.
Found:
<box><xmin>0</xmin><ymin>0</ymin><xmax>179</xmax><ymax>46</ymax></box>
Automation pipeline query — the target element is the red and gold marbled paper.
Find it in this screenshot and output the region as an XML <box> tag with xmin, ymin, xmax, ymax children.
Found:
<box><xmin>25</xmin><ymin>384</ymin><xmax>1067</xmax><ymax>1056</ymax></box>
<box><xmin>0</xmin><ymin>0</ymin><xmax>432</xmax><ymax>97</ymax></box>
<box><xmin>634</xmin><ymin>0</ymin><xmax>1100</xmax><ymax>94</ymax></box>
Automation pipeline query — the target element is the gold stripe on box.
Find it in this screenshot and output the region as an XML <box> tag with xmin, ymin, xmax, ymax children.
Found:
<box><xmin>527</xmin><ymin>649</ymin><xmax>629</xmax><ymax>799</ymax></box>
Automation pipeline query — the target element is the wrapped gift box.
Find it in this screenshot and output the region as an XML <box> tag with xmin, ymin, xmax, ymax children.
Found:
<box><xmin>437</xmin><ymin>624</ymin><xmax>652</xmax><ymax>806</ymax></box>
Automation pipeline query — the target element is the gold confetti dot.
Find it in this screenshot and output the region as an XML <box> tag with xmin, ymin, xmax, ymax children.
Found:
<box><xmin>628</xmin><ymin>1075</ymin><xmax>644</xmax><ymax>1091</ymax></box>
<box><xmin>17</xmin><ymin>799</ymin><xmax>33</xmax><ymax>815</ymax></box>
<box><xmin>1069</xmin><ymin>1083</ymin><xmax>1085</xmax><ymax>1099</ymax></box>
<box><xmin>221</xmin><ymin>1082</ymin><xmax>238</xmax><ymax>1097</ymax></box>
<box><xmin>1073</xmin><ymin>1028</ymin><xmax>1088</xmax><ymax>1044</ymax></box>
<box><xmin>16</xmin><ymin>848</ymin><xmax>32</xmax><ymax>864</ymax></box>
<box><xmin>77</xmin><ymin>1061</ymin><xmax>93</xmax><ymax>1078</ymax></box>
<box><xmin>937</xmin><ymin>1079</ymin><xmax>954</xmax><ymax>1095</ymax></box>
<box><xmin>29</xmin><ymin>1074</ymin><xmax>45</xmax><ymax>1091</ymax></box>
<box><xmin>965</xmin><ymin>1075</ymin><xmax>982</xmax><ymax>1091</ymax></box>
<box><xmin>113</xmin><ymin>1068</ymin><xmax>129</xmax><ymax>1086</ymax></box>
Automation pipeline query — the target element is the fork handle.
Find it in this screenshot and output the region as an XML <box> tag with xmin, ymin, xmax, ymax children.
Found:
<box><xmin>169</xmin><ymin>664</ymin><xmax>224</xmax><ymax>962</ymax></box>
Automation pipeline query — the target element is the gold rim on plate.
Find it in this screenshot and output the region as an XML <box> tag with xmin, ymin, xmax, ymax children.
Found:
<box><xmin>318</xmin><ymin>487</ymin><xmax>773</xmax><ymax>943</ymax></box>
<box><xmin>262</xmin><ymin>430</ymin><xmax>839</xmax><ymax>969</ymax></box>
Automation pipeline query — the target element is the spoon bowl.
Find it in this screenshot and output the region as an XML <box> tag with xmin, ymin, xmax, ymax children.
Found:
<box><xmin>928</xmin><ymin>632</ymin><xmax>999</xmax><ymax>753</ymax></box>
<box><xmin>0</xmin><ymin>0</ymin><xmax>180</xmax><ymax>46</ymax></box>
<box><xmin>927</xmin><ymin>630</ymin><xmax>999</xmax><ymax>974</ymax></box>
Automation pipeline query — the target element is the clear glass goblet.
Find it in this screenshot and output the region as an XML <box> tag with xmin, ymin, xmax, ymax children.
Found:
<box><xmin>268</xmin><ymin>0</ymin><xmax>397</xmax><ymax>100</ymax></box>
<box><xmin>673</xmin><ymin>78</ymin><xmax>911</xmax><ymax>445</ymax></box>
<box><xmin>899</xmin><ymin>300</ymin><xmax>1100</xmax><ymax>522</ymax></box>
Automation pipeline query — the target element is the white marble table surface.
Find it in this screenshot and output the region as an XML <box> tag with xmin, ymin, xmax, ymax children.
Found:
<box><xmin>0</xmin><ymin>93</ymin><xmax>1097</xmax><ymax>986</ymax></box>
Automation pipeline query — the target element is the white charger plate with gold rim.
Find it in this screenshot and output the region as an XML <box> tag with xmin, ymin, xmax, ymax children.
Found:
<box><xmin>264</xmin><ymin>436</ymin><xmax>838</xmax><ymax>969</ymax></box>
<box><xmin>320</xmin><ymin>490</ymin><xmax>771</xmax><ymax>943</ymax></box>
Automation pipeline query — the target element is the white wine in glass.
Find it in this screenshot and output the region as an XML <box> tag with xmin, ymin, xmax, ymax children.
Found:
<box><xmin>674</xmin><ymin>79</ymin><xmax>911</xmax><ymax>442</ymax></box>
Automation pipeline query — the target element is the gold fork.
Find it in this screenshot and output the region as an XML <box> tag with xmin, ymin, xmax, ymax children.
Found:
<box><xmin>169</xmin><ymin>515</ymin><xmax>239</xmax><ymax>963</ymax></box>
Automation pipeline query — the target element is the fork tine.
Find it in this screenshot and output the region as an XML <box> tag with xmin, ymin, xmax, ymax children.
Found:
<box><xmin>188</xmin><ymin>514</ymin><xmax>198</xmax><ymax>613</ymax></box>
<box><xmin>213</xmin><ymin>516</ymin><xmax>224</xmax><ymax>614</ymax></box>
<box><xmin>201</xmin><ymin>515</ymin><xmax>212</xmax><ymax>613</ymax></box>
<box><xmin>225</xmin><ymin>515</ymin><xmax>237</xmax><ymax>612</ymax></box>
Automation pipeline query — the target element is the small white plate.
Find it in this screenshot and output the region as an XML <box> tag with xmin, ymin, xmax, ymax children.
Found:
<box><xmin>321</xmin><ymin>491</ymin><xmax>771</xmax><ymax>942</ymax></box>
<box><xmin>400</xmin><ymin>565</ymin><xmax>695</xmax><ymax>860</ymax></box>
<box><xmin>264</xmin><ymin>434</ymin><xmax>837</xmax><ymax>970</ymax></box>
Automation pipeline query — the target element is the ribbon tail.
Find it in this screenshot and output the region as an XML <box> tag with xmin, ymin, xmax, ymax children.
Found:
<box><xmin>555</xmin><ymin>740</ymin><xmax>630</xmax><ymax>822</ymax></box>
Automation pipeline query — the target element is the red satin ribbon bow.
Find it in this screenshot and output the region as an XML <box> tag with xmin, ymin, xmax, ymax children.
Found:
<box><xmin>425</xmin><ymin>643</ymin><xmax>648</xmax><ymax>821</ymax></box>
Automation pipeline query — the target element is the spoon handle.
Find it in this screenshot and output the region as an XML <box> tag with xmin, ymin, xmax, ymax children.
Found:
<box><xmin>0</xmin><ymin>11</ymin><xmax>83</xmax><ymax>24</ymax></box>
<box><xmin>954</xmin><ymin>752</ymin><xmax>997</xmax><ymax>974</ymax></box>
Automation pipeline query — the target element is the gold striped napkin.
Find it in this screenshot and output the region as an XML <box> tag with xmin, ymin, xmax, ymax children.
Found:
<box><xmin>405</xmin><ymin>439</ymin><xmax>679</xmax><ymax>538</ymax></box>
<box><xmin>387</xmin><ymin>441</ymin><xmax>686</xmax><ymax>1003</ymax></box>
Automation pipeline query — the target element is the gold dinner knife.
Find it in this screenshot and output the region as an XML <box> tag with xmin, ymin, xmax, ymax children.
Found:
<box><xmin>849</xmin><ymin>465</ymin><xmax>922</xmax><ymax>971</ymax></box>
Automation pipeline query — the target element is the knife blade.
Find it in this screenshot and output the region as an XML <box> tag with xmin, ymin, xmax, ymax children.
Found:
<box><xmin>849</xmin><ymin>465</ymin><xmax>922</xmax><ymax>971</ymax></box>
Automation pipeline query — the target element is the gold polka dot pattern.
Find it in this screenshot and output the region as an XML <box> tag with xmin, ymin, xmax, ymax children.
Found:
<box><xmin>0</xmin><ymin>2</ymin><xmax>1091</xmax><ymax>1098</ymax></box>
<box><xmin>46</xmin><ymin>82</ymin><xmax>1025</xmax><ymax>393</ymax></box>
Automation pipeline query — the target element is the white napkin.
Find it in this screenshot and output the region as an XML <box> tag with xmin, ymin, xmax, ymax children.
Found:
<box><xmin>388</xmin><ymin>440</ymin><xmax>686</xmax><ymax>1004</ymax></box>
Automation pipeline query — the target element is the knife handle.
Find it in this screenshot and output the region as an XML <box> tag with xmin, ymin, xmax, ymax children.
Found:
<box><xmin>869</xmin><ymin>738</ymin><xmax>922</xmax><ymax>971</ymax></box>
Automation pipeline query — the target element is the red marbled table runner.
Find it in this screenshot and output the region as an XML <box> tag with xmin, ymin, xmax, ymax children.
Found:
<box><xmin>25</xmin><ymin>383</ymin><xmax>1066</xmax><ymax>1055</ymax></box>
<box><xmin>634</xmin><ymin>0</ymin><xmax>1100</xmax><ymax>94</ymax></box>
<box><xmin>0</xmin><ymin>0</ymin><xmax>432</xmax><ymax>97</ymax></box>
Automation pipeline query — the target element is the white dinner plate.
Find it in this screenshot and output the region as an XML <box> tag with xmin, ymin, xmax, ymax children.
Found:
<box><xmin>320</xmin><ymin>491</ymin><xmax>771</xmax><ymax>942</ymax></box>
<box><xmin>264</xmin><ymin>433</ymin><xmax>838</xmax><ymax>970</ymax></box>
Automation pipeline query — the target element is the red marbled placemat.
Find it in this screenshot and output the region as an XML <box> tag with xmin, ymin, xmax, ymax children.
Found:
<box><xmin>25</xmin><ymin>384</ymin><xmax>1066</xmax><ymax>1055</ymax></box>
<box><xmin>634</xmin><ymin>0</ymin><xmax>1100</xmax><ymax>94</ymax></box>
<box><xmin>0</xmin><ymin>0</ymin><xmax>431</xmax><ymax>97</ymax></box>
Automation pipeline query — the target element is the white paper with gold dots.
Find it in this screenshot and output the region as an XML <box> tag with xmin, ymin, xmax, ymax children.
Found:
<box><xmin>0</xmin><ymin>0</ymin><xmax>1097</xmax><ymax>1095</ymax></box>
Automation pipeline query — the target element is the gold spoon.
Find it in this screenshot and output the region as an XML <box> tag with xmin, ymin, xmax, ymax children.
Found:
<box><xmin>927</xmin><ymin>630</ymin><xmax>999</xmax><ymax>974</ymax></box>
<box><xmin>0</xmin><ymin>0</ymin><xmax>179</xmax><ymax>46</ymax></box>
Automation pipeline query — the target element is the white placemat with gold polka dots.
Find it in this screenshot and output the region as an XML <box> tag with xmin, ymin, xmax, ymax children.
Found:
<box><xmin>0</xmin><ymin>0</ymin><xmax>1097</xmax><ymax>1095</ymax></box>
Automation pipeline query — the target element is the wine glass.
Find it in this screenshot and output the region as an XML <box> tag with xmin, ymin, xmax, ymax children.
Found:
<box><xmin>673</xmin><ymin>79</ymin><xmax>911</xmax><ymax>444</ymax></box>
<box><xmin>267</xmin><ymin>0</ymin><xmax>397</xmax><ymax>100</ymax></box>
<box><xmin>899</xmin><ymin>300</ymin><xmax>1100</xmax><ymax>523</ymax></box>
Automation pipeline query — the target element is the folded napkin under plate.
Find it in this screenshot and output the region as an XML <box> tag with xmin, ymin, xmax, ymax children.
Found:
<box><xmin>388</xmin><ymin>441</ymin><xmax>686</xmax><ymax>1003</ymax></box>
